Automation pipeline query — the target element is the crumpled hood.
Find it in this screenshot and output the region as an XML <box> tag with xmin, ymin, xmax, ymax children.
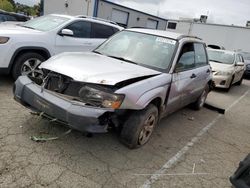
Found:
<box><xmin>40</xmin><ymin>52</ymin><xmax>161</xmax><ymax>85</ymax></box>
<box><xmin>209</xmin><ymin>61</ymin><xmax>234</xmax><ymax>72</ymax></box>
<box><xmin>0</xmin><ymin>24</ymin><xmax>42</xmax><ymax>35</ymax></box>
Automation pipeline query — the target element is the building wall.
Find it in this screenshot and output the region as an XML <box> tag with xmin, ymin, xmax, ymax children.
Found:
<box><xmin>166</xmin><ymin>21</ymin><xmax>250</xmax><ymax>52</ymax></box>
<box><xmin>44</xmin><ymin>0</ymin><xmax>95</xmax><ymax>16</ymax></box>
<box><xmin>97</xmin><ymin>0</ymin><xmax>167</xmax><ymax>29</ymax></box>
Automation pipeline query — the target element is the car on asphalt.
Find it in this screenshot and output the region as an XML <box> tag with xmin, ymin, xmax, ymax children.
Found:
<box><xmin>207</xmin><ymin>49</ymin><xmax>245</xmax><ymax>91</ymax></box>
<box><xmin>14</xmin><ymin>28</ymin><xmax>213</xmax><ymax>149</ymax></box>
<box><xmin>0</xmin><ymin>9</ymin><xmax>30</xmax><ymax>23</ymax></box>
<box><xmin>0</xmin><ymin>14</ymin><xmax>123</xmax><ymax>80</ymax></box>
<box><xmin>239</xmin><ymin>52</ymin><xmax>250</xmax><ymax>77</ymax></box>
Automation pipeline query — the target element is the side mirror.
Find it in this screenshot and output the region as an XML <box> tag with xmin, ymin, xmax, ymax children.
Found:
<box><xmin>60</xmin><ymin>29</ymin><xmax>74</xmax><ymax>36</ymax></box>
<box><xmin>236</xmin><ymin>62</ymin><xmax>244</xmax><ymax>66</ymax></box>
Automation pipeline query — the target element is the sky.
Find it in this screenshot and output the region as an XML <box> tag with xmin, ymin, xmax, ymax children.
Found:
<box><xmin>14</xmin><ymin>0</ymin><xmax>40</xmax><ymax>6</ymax></box>
<box><xmin>110</xmin><ymin>0</ymin><xmax>250</xmax><ymax>26</ymax></box>
<box><xmin>13</xmin><ymin>0</ymin><xmax>250</xmax><ymax>26</ymax></box>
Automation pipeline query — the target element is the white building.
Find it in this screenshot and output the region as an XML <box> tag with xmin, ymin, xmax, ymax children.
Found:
<box><xmin>42</xmin><ymin>0</ymin><xmax>167</xmax><ymax>30</ymax></box>
<box><xmin>166</xmin><ymin>19</ymin><xmax>250</xmax><ymax>52</ymax></box>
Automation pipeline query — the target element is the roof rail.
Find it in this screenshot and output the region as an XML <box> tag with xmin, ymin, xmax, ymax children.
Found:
<box><xmin>177</xmin><ymin>35</ymin><xmax>202</xmax><ymax>40</ymax></box>
<box><xmin>76</xmin><ymin>15</ymin><xmax>118</xmax><ymax>26</ymax></box>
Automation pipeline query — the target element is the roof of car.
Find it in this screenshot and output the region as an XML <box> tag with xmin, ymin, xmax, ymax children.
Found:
<box><xmin>50</xmin><ymin>14</ymin><xmax>123</xmax><ymax>29</ymax></box>
<box><xmin>125</xmin><ymin>28</ymin><xmax>201</xmax><ymax>41</ymax></box>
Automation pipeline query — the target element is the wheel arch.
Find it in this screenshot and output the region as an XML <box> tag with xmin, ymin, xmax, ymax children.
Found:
<box><xmin>8</xmin><ymin>47</ymin><xmax>51</xmax><ymax>74</ymax></box>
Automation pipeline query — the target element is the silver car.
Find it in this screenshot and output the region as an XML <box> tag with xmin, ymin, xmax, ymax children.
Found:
<box><xmin>14</xmin><ymin>29</ymin><xmax>212</xmax><ymax>149</ymax></box>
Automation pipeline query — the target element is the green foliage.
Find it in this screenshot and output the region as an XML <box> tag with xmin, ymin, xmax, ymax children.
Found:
<box><xmin>0</xmin><ymin>0</ymin><xmax>41</xmax><ymax>16</ymax></box>
<box><xmin>0</xmin><ymin>0</ymin><xmax>15</xmax><ymax>12</ymax></box>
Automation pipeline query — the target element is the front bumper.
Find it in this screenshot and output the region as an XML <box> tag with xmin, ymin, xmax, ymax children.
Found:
<box><xmin>14</xmin><ymin>76</ymin><xmax>114</xmax><ymax>133</ymax></box>
<box><xmin>212</xmin><ymin>74</ymin><xmax>232</xmax><ymax>88</ymax></box>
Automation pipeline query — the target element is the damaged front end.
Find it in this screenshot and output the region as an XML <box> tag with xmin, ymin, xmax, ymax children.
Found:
<box><xmin>14</xmin><ymin>73</ymin><xmax>120</xmax><ymax>133</ymax></box>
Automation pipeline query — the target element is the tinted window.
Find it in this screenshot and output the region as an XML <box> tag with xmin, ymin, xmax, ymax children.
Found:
<box><xmin>6</xmin><ymin>15</ymin><xmax>17</xmax><ymax>21</ymax></box>
<box><xmin>0</xmin><ymin>14</ymin><xmax>6</xmax><ymax>22</ymax></box>
<box><xmin>194</xmin><ymin>43</ymin><xmax>207</xmax><ymax>67</ymax></box>
<box><xmin>176</xmin><ymin>43</ymin><xmax>195</xmax><ymax>71</ymax></box>
<box><xmin>91</xmin><ymin>23</ymin><xmax>114</xmax><ymax>38</ymax></box>
<box><xmin>65</xmin><ymin>21</ymin><xmax>91</xmax><ymax>38</ymax></box>
<box><xmin>167</xmin><ymin>22</ymin><xmax>177</xmax><ymax>29</ymax></box>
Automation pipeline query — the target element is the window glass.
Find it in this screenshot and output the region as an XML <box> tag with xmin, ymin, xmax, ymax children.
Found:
<box><xmin>0</xmin><ymin>14</ymin><xmax>6</xmax><ymax>22</ymax></box>
<box><xmin>6</xmin><ymin>15</ymin><xmax>17</xmax><ymax>21</ymax></box>
<box><xmin>176</xmin><ymin>43</ymin><xmax>195</xmax><ymax>71</ymax></box>
<box><xmin>91</xmin><ymin>23</ymin><xmax>114</xmax><ymax>38</ymax></box>
<box><xmin>194</xmin><ymin>43</ymin><xmax>207</xmax><ymax>67</ymax></box>
<box><xmin>167</xmin><ymin>22</ymin><xmax>177</xmax><ymax>29</ymax></box>
<box><xmin>95</xmin><ymin>30</ymin><xmax>177</xmax><ymax>71</ymax></box>
<box><xmin>236</xmin><ymin>55</ymin><xmax>241</xmax><ymax>62</ymax></box>
<box><xmin>22</xmin><ymin>15</ymin><xmax>69</xmax><ymax>31</ymax></box>
<box><xmin>65</xmin><ymin>21</ymin><xmax>91</xmax><ymax>38</ymax></box>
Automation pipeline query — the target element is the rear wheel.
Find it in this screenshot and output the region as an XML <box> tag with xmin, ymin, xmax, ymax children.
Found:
<box><xmin>192</xmin><ymin>84</ymin><xmax>209</xmax><ymax>110</ymax></box>
<box><xmin>120</xmin><ymin>104</ymin><xmax>158</xmax><ymax>149</ymax></box>
<box><xmin>12</xmin><ymin>52</ymin><xmax>46</xmax><ymax>80</ymax></box>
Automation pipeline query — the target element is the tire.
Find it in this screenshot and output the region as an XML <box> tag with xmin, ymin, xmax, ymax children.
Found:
<box><xmin>12</xmin><ymin>52</ymin><xmax>46</xmax><ymax>80</ymax></box>
<box><xmin>192</xmin><ymin>84</ymin><xmax>209</xmax><ymax>110</ymax></box>
<box><xmin>120</xmin><ymin>104</ymin><xmax>158</xmax><ymax>149</ymax></box>
<box><xmin>235</xmin><ymin>75</ymin><xmax>243</xmax><ymax>86</ymax></box>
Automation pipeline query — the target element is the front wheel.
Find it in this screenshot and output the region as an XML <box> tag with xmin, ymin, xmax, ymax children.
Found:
<box><xmin>12</xmin><ymin>52</ymin><xmax>46</xmax><ymax>80</ymax></box>
<box><xmin>120</xmin><ymin>104</ymin><xmax>158</xmax><ymax>149</ymax></box>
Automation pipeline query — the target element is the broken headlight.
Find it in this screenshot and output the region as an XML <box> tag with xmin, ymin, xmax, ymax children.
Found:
<box><xmin>79</xmin><ymin>86</ymin><xmax>124</xmax><ymax>109</ymax></box>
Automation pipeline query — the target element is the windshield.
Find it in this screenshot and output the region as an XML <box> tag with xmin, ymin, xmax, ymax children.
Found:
<box><xmin>207</xmin><ymin>50</ymin><xmax>235</xmax><ymax>64</ymax></box>
<box><xmin>21</xmin><ymin>15</ymin><xmax>70</xmax><ymax>31</ymax></box>
<box><xmin>94</xmin><ymin>30</ymin><xmax>177</xmax><ymax>71</ymax></box>
<box><xmin>240</xmin><ymin>52</ymin><xmax>250</xmax><ymax>61</ymax></box>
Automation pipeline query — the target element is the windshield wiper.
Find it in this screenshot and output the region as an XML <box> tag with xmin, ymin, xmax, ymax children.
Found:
<box><xmin>21</xmin><ymin>25</ymin><xmax>35</xmax><ymax>30</ymax></box>
<box><xmin>210</xmin><ymin>59</ymin><xmax>224</xmax><ymax>64</ymax></box>
<box><xmin>107</xmin><ymin>55</ymin><xmax>138</xmax><ymax>65</ymax></box>
<box><xmin>93</xmin><ymin>51</ymin><xmax>103</xmax><ymax>55</ymax></box>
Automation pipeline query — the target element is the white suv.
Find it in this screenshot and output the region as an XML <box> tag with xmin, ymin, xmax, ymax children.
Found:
<box><xmin>0</xmin><ymin>14</ymin><xmax>123</xmax><ymax>79</ymax></box>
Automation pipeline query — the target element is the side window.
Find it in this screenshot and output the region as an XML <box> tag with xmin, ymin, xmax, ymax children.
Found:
<box><xmin>194</xmin><ymin>43</ymin><xmax>207</xmax><ymax>67</ymax></box>
<box><xmin>64</xmin><ymin>21</ymin><xmax>91</xmax><ymax>38</ymax></box>
<box><xmin>176</xmin><ymin>43</ymin><xmax>195</xmax><ymax>72</ymax></box>
<box><xmin>236</xmin><ymin>55</ymin><xmax>241</xmax><ymax>62</ymax></box>
<box><xmin>91</xmin><ymin>23</ymin><xmax>115</xmax><ymax>38</ymax></box>
<box><xmin>112</xmin><ymin>27</ymin><xmax>119</xmax><ymax>34</ymax></box>
<box><xmin>0</xmin><ymin>14</ymin><xmax>6</xmax><ymax>22</ymax></box>
<box><xmin>240</xmin><ymin>55</ymin><xmax>244</xmax><ymax>62</ymax></box>
<box><xmin>6</xmin><ymin>15</ymin><xmax>17</xmax><ymax>21</ymax></box>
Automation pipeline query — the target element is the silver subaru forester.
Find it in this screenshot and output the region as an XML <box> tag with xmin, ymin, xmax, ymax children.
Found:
<box><xmin>14</xmin><ymin>28</ymin><xmax>213</xmax><ymax>149</ymax></box>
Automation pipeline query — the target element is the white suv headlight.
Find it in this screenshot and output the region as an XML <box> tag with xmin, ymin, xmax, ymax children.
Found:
<box><xmin>0</xmin><ymin>37</ymin><xmax>9</xmax><ymax>44</ymax></box>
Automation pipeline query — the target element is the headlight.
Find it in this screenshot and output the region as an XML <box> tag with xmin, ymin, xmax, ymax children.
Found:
<box><xmin>215</xmin><ymin>71</ymin><xmax>232</xmax><ymax>76</ymax></box>
<box><xmin>79</xmin><ymin>86</ymin><xmax>125</xmax><ymax>109</ymax></box>
<box><xmin>0</xmin><ymin>37</ymin><xmax>9</xmax><ymax>44</ymax></box>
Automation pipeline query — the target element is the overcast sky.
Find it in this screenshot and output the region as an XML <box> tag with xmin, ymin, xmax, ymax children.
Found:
<box><xmin>14</xmin><ymin>0</ymin><xmax>250</xmax><ymax>26</ymax></box>
<box><xmin>111</xmin><ymin>0</ymin><xmax>250</xmax><ymax>26</ymax></box>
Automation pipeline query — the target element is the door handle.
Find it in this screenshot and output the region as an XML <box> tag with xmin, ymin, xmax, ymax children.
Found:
<box><xmin>190</xmin><ymin>73</ymin><xmax>197</xmax><ymax>79</ymax></box>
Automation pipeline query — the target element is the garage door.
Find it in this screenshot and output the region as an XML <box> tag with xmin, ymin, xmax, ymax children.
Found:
<box><xmin>111</xmin><ymin>9</ymin><xmax>129</xmax><ymax>27</ymax></box>
<box><xmin>146</xmin><ymin>19</ymin><xmax>158</xmax><ymax>29</ymax></box>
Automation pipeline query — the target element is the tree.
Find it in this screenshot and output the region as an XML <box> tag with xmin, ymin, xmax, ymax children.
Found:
<box><xmin>0</xmin><ymin>0</ymin><xmax>15</xmax><ymax>12</ymax></box>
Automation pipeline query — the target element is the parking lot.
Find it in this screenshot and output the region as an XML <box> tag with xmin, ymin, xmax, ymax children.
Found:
<box><xmin>0</xmin><ymin>76</ymin><xmax>249</xmax><ymax>188</ymax></box>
